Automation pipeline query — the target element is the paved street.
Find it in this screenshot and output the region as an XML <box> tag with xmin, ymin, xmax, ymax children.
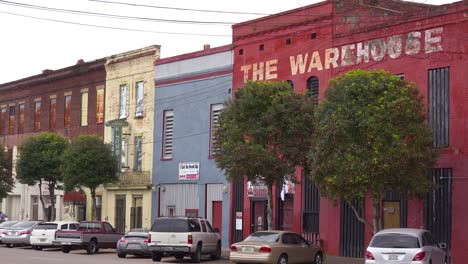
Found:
<box><xmin>0</xmin><ymin>246</ymin><xmax>230</xmax><ymax>264</ymax></box>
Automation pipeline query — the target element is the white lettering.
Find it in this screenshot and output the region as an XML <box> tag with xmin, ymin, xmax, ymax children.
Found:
<box><xmin>240</xmin><ymin>65</ymin><xmax>252</xmax><ymax>81</ymax></box>
<box><xmin>307</xmin><ymin>51</ymin><xmax>323</xmax><ymax>72</ymax></box>
<box><xmin>265</xmin><ymin>59</ymin><xmax>278</xmax><ymax>80</ymax></box>
<box><xmin>356</xmin><ymin>42</ymin><xmax>370</xmax><ymax>64</ymax></box>
<box><xmin>290</xmin><ymin>54</ymin><xmax>308</xmax><ymax>75</ymax></box>
<box><xmin>405</xmin><ymin>31</ymin><xmax>421</xmax><ymax>55</ymax></box>
<box><xmin>341</xmin><ymin>44</ymin><xmax>356</xmax><ymax>67</ymax></box>
<box><xmin>425</xmin><ymin>27</ymin><xmax>443</xmax><ymax>53</ymax></box>
<box><xmin>387</xmin><ymin>35</ymin><xmax>402</xmax><ymax>59</ymax></box>
<box><xmin>325</xmin><ymin>48</ymin><xmax>339</xmax><ymax>69</ymax></box>
<box><xmin>370</xmin><ymin>38</ymin><xmax>387</xmax><ymax>61</ymax></box>
<box><xmin>252</xmin><ymin>62</ymin><xmax>264</xmax><ymax>81</ymax></box>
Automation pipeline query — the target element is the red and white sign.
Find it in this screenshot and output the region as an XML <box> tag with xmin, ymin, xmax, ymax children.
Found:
<box><xmin>179</xmin><ymin>162</ymin><xmax>200</xmax><ymax>180</ymax></box>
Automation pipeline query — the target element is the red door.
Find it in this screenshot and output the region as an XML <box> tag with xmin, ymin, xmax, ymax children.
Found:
<box><xmin>212</xmin><ymin>201</ymin><xmax>222</xmax><ymax>237</ymax></box>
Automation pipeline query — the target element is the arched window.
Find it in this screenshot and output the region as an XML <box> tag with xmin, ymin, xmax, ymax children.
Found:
<box><xmin>286</xmin><ymin>80</ymin><xmax>294</xmax><ymax>91</ymax></box>
<box><xmin>307</xmin><ymin>76</ymin><xmax>319</xmax><ymax>105</ymax></box>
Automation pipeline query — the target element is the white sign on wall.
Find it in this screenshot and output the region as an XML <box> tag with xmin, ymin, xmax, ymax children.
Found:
<box><xmin>179</xmin><ymin>162</ymin><xmax>200</xmax><ymax>180</ymax></box>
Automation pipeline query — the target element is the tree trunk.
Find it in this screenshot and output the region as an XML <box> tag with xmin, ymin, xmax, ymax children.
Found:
<box><xmin>348</xmin><ymin>201</ymin><xmax>374</xmax><ymax>232</ymax></box>
<box><xmin>266</xmin><ymin>183</ymin><xmax>273</xmax><ymax>230</ymax></box>
<box><xmin>48</xmin><ymin>182</ymin><xmax>56</xmax><ymax>221</ymax></box>
<box><xmin>372</xmin><ymin>199</ymin><xmax>382</xmax><ymax>234</ymax></box>
<box><xmin>91</xmin><ymin>188</ymin><xmax>97</xmax><ymax>221</ymax></box>
<box><xmin>38</xmin><ymin>180</ymin><xmax>48</xmax><ymax>220</ymax></box>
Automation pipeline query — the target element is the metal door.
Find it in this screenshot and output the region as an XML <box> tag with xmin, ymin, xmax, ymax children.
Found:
<box><xmin>212</xmin><ymin>201</ymin><xmax>222</xmax><ymax>237</ymax></box>
<box><xmin>115</xmin><ymin>196</ymin><xmax>126</xmax><ymax>232</ymax></box>
<box><xmin>340</xmin><ymin>199</ymin><xmax>365</xmax><ymax>258</ymax></box>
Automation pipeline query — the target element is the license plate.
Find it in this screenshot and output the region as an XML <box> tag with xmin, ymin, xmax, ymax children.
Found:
<box><xmin>162</xmin><ymin>247</ymin><xmax>174</xmax><ymax>251</ymax></box>
<box><xmin>389</xmin><ymin>254</ymin><xmax>398</xmax><ymax>260</ymax></box>
<box><xmin>126</xmin><ymin>243</ymin><xmax>141</xmax><ymax>250</ymax></box>
<box><xmin>40</xmin><ymin>238</ymin><xmax>46</xmax><ymax>242</ymax></box>
<box><xmin>62</xmin><ymin>242</ymin><xmax>72</xmax><ymax>245</ymax></box>
<box><xmin>242</xmin><ymin>247</ymin><xmax>254</xmax><ymax>252</ymax></box>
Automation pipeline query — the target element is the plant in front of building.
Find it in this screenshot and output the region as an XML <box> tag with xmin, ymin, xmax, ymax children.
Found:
<box><xmin>214</xmin><ymin>81</ymin><xmax>316</xmax><ymax>230</ymax></box>
<box><xmin>62</xmin><ymin>134</ymin><xmax>119</xmax><ymax>220</ymax></box>
<box><xmin>0</xmin><ymin>144</ymin><xmax>14</xmax><ymax>200</ymax></box>
<box><xmin>309</xmin><ymin>69</ymin><xmax>438</xmax><ymax>234</ymax></box>
<box><xmin>16</xmin><ymin>132</ymin><xmax>69</xmax><ymax>221</ymax></box>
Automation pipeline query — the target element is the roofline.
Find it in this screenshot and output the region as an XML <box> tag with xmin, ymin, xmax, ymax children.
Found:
<box><xmin>155</xmin><ymin>44</ymin><xmax>232</xmax><ymax>65</ymax></box>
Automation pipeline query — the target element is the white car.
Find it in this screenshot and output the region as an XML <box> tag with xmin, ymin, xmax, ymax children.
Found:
<box><xmin>30</xmin><ymin>221</ymin><xmax>79</xmax><ymax>250</ymax></box>
<box><xmin>365</xmin><ymin>228</ymin><xmax>446</xmax><ymax>264</ymax></box>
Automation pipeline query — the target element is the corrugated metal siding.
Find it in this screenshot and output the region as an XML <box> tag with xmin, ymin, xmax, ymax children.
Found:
<box><xmin>425</xmin><ymin>168</ymin><xmax>452</xmax><ymax>264</ymax></box>
<box><xmin>159</xmin><ymin>184</ymin><xmax>198</xmax><ymax>216</ymax></box>
<box><xmin>232</xmin><ymin>178</ymin><xmax>244</xmax><ymax>243</ymax></box>
<box><xmin>428</xmin><ymin>67</ymin><xmax>450</xmax><ymax>148</ymax></box>
<box><xmin>340</xmin><ymin>199</ymin><xmax>365</xmax><ymax>258</ymax></box>
<box><xmin>206</xmin><ymin>184</ymin><xmax>223</xmax><ymax>223</ymax></box>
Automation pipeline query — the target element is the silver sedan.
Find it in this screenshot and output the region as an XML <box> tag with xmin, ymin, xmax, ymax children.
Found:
<box><xmin>2</xmin><ymin>221</ymin><xmax>43</xmax><ymax>247</ymax></box>
<box><xmin>116</xmin><ymin>229</ymin><xmax>151</xmax><ymax>258</ymax></box>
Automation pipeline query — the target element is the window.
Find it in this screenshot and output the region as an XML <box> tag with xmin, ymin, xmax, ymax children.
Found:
<box><xmin>162</xmin><ymin>110</ymin><xmax>174</xmax><ymax>159</ymax></box>
<box><xmin>167</xmin><ymin>206</ymin><xmax>176</xmax><ymax>217</ymax></box>
<box><xmin>69</xmin><ymin>223</ymin><xmax>78</xmax><ymax>230</ymax></box>
<box><xmin>428</xmin><ymin>67</ymin><xmax>449</xmax><ymax>148</ymax></box>
<box><xmin>60</xmin><ymin>224</ymin><xmax>67</xmax><ymax>230</ymax></box>
<box><xmin>370</xmin><ymin>234</ymin><xmax>420</xmax><ymax>248</ymax></box>
<box><xmin>104</xmin><ymin>223</ymin><xmax>114</xmax><ymax>232</ymax></box>
<box><xmin>259</xmin><ymin>44</ymin><xmax>264</xmax><ymax>51</ymax></box>
<box><xmin>307</xmin><ymin>76</ymin><xmax>319</xmax><ymax>105</ymax></box>
<box><xmin>81</xmin><ymin>92</ymin><xmax>88</xmax><ymax>126</ymax></box>
<box><xmin>121</xmin><ymin>139</ymin><xmax>127</xmax><ymax>170</ymax></box>
<box><xmin>210</xmin><ymin>104</ymin><xmax>224</xmax><ymax>156</ymax></box>
<box><xmin>8</xmin><ymin>106</ymin><xmax>15</xmax><ymax>134</ymax></box>
<box><xmin>239</xmin><ymin>49</ymin><xmax>244</xmax><ymax>55</ymax></box>
<box><xmin>135</xmin><ymin>81</ymin><xmax>144</xmax><ymax>117</ymax></box>
<box><xmin>34</xmin><ymin>101</ymin><xmax>41</xmax><ymax>131</ymax></box>
<box><xmin>200</xmin><ymin>220</ymin><xmax>207</xmax><ymax>232</ymax></box>
<box><xmin>119</xmin><ymin>84</ymin><xmax>128</xmax><ymax>119</ymax></box>
<box><xmin>286</xmin><ymin>38</ymin><xmax>291</xmax><ymax>45</ymax></box>
<box><xmin>205</xmin><ymin>221</ymin><xmax>214</xmax><ymax>232</ymax></box>
<box><xmin>311</xmin><ymin>33</ymin><xmax>317</xmax><ymax>39</ymax></box>
<box><xmin>18</xmin><ymin>104</ymin><xmax>24</xmax><ymax>134</ymax></box>
<box><xmin>0</xmin><ymin>107</ymin><xmax>6</xmax><ymax>135</ymax></box>
<box><xmin>96</xmin><ymin>89</ymin><xmax>104</xmax><ymax>124</ymax></box>
<box><xmin>188</xmin><ymin>219</ymin><xmax>201</xmax><ymax>232</ymax></box>
<box><xmin>49</xmin><ymin>98</ymin><xmax>56</xmax><ymax>130</ymax></box>
<box><xmin>64</xmin><ymin>95</ymin><xmax>71</xmax><ymax>128</ymax></box>
<box><xmin>134</xmin><ymin>137</ymin><xmax>142</xmax><ymax>172</ymax></box>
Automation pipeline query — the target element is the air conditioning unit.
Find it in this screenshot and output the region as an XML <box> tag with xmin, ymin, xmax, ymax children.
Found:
<box><xmin>95</xmin><ymin>196</ymin><xmax>102</xmax><ymax>207</ymax></box>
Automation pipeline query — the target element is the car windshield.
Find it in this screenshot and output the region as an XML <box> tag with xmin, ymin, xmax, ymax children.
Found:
<box><xmin>244</xmin><ymin>232</ymin><xmax>280</xmax><ymax>243</ymax></box>
<box><xmin>370</xmin><ymin>234</ymin><xmax>420</xmax><ymax>248</ymax></box>
<box><xmin>0</xmin><ymin>221</ymin><xmax>18</xmax><ymax>228</ymax></box>
<box><xmin>151</xmin><ymin>218</ymin><xmax>190</xmax><ymax>232</ymax></box>
<box><xmin>10</xmin><ymin>221</ymin><xmax>37</xmax><ymax>229</ymax></box>
<box><xmin>35</xmin><ymin>223</ymin><xmax>58</xmax><ymax>230</ymax></box>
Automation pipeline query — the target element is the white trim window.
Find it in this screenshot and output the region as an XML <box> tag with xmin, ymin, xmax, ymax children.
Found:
<box><xmin>162</xmin><ymin>110</ymin><xmax>174</xmax><ymax>159</ymax></box>
<box><xmin>210</xmin><ymin>104</ymin><xmax>224</xmax><ymax>156</ymax></box>
<box><xmin>134</xmin><ymin>137</ymin><xmax>142</xmax><ymax>172</ymax></box>
<box><xmin>119</xmin><ymin>84</ymin><xmax>128</xmax><ymax>119</ymax></box>
<box><xmin>121</xmin><ymin>139</ymin><xmax>127</xmax><ymax>170</ymax></box>
<box><xmin>135</xmin><ymin>81</ymin><xmax>144</xmax><ymax>117</ymax></box>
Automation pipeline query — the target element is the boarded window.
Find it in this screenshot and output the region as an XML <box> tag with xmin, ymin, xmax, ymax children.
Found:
<box><xmin>8</xmin><ymin>106</ymin><xmax>15</xmax><ymax>134</ymax></box>
<box><xmin>209</xmin><ymin>104</ymin><xmax>224</xmax><ymax>156</ymax></box>
<box><xmin>162</xmin><ymin>110</ymin><xmax>174</xmax><ymax>159</ymax></box>
<box><xmin>96</xmin><ymin>89</ymin><xmax>104</xmax><ymax>124</ymax></box>
<box><xmin>119</xmin><ymin>85</ymin><xmax>128</xmax><ymax>119</ymax></box>
<box><xmin>34</xmin><ymin>101</ymin><xmax>41</xmax><ymax>131</ymax></box>
<box><xmin>307</xmin><ymin>76</ymin><xmax>319</xmax><ymax>105</ymax></box>
<box><xmin>0</xmin><ymin>107</ymin><xmax>6</xmax><ymax>135</ymax></box>
<box><xmin>64</xmin><ymin>95</ymin><xmax>72</xmax><ymax>128</ymax></box>
<box><xmin>428</xmin><ymin>67</ymin><xmax>449</xmax><ymax>148</ymax></box>
<box><xmin>135</xmin><ymin>81</ymin><xmax>144</xmax><ymax>117</ymax></box>
<box><xmin>134</xmin><ymin>137</ymin><xmax>142</xmax><ymax>172</ymax></box>
<box><xmin>18</xmin><ymin>104</ymin><xmax>24</xmax><ymax>134</ymax></box>
<box><xmin>49</xmin><ymin>98</ymin><xmax>56</xmax><ymax>130</ymax></box>
<box><xmin>81</xmin><ymin>92</ymin><xmax>88</xmax><ymax>126</ymax></box>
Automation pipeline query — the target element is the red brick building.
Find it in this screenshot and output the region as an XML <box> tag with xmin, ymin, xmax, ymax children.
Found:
<box><xmin>230</xmin><ymin>0</ymin><xmax>467</xmax><ymax>262</ymax></box>
<box><xmin>0</xmin><ymin>58</ymin><xmax>106</xmax><ymax>221</ymax></box>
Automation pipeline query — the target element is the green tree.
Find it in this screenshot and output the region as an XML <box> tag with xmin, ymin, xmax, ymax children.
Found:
<box><xmin>0</xmin><ymin>145</ymin><xmax>14</xmax><ymax>200</ymax></box>
<box><xmin>309</xmin><ymin>70</ymin><xmax>438</xmax><ymax>233</ymax></box>
<box><xmin>214</xmin><ymin>81</ymin><xmax>316</xmax><ymax>230</ymax></box>
<box><xmin>16</xmin><ymin>132</ymin><xmax>69</xmax><ymax>221</ymax></box>
<box><xmin>62</xmin><ymin>135</ymin><xmax>118</xmax><ymax>220</ymax></box>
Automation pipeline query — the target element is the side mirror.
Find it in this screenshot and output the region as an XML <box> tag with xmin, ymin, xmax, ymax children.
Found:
<box><xmin>438</xmin><ymin>242</ymin><xmax>447</xmax><ymax>249</ymax></box>
<box><xmin>213</xmin><ymin>228</ymin><xmax>220</xmax><ymax>233</ymax></box>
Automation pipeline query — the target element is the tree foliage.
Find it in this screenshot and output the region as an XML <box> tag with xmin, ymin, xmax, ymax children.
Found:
<box><xmin>62</xmin><ymin>134</ymin><xmax>119</xmax><ymax>220</ymax></box>
<box><xmin>16</xmin><ymin>132</ymin><xmax>69</xmax><ymax>221</ymax></box>
<box><xmin>309</xmin><ymin>70</ymin><xmax>438</xmax><ymax>233</ymax></box>
<box><xmin>0</xmin><ymin>145</ymin><xmax>14</xmax><ymax>200</ymax></box>
<box><xmin>214</xmin><ymin>81</ymin><xmax>316</xmax><ymax>229</ymax></box>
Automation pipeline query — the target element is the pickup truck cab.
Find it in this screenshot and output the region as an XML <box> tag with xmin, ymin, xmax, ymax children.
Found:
<box><xmin>148</xmin><ymin>217</ymin><xmax>221</xmax><ymax>263</ymax></box>
<box><xmin>30</xmin><ymin>221</ymin><xmax>79</xmax><ymax>250</ymax></box>
<box><xmin>54</xmin><ymin>221</ymin><xmax>123</xmax><ymax>254</ymax></box>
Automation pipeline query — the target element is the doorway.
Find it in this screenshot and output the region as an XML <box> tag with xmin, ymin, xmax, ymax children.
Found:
<box><xmin>212</xmin><ymin>201</ymin><xmax>222</xmax><ymax>236</ymax></box>
<box><xmin>383</xmin><ymin>201</ymin><xmax>401</xmax><ymax>229</ymax></box>
<box><xmin>250</xmin><ymin>200</ymin><xmax>267</xmax><ymax>232</ymax></box>
<box><xmin>115</xmin><ymin>196</ymin><xmax>126</xmax><ymax>232</ymax></box>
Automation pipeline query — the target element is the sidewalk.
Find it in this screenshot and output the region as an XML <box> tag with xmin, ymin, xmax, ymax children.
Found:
<box><xmin>222</xmin><ymin>249</ymin><xmax>364</xmax><ymax>264</ymax></box>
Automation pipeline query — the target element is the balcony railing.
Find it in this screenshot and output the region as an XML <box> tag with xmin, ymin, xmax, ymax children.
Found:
<box><xmin>117</xmin><ymin>171</ymin><xmax>151</xmax><ymax>186</ymax></box>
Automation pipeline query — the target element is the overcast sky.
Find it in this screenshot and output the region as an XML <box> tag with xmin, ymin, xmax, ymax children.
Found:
<box><xmin>0</xmin><ymin>0</ymin><xmax>457</xmax><ymax>84</ymax></box>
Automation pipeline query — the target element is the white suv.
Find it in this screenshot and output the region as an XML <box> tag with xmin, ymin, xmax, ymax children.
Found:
<box><xmin>148</xmin><ymin>216</ymin><xmax>221</xmax><ymax>263</ymax></box>
<box><xmin>30</xmin><ymin>221</ymin><xmax>79</xmax><ymax>250</ymax></box>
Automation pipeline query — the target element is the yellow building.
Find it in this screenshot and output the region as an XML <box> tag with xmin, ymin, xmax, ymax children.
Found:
<box><xmin>90</xmin><ymin>45</ymin><xmax>160</xmax><ymax>232</ymax></box>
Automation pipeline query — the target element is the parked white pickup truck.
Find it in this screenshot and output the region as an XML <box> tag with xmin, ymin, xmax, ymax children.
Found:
<box><xmin>30</xmin><ymin>221</ymin><xmax>79</xmax><ymax>250</ymax></box>
<box><xmin>147</xmin><ymin>216</ymin><xmax>221</xmax><ymax>263</ymax></box>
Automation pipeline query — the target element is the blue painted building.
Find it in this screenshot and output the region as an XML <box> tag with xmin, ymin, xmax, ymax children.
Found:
<box><xmin>152</xmin><ymin>45</ymin><xmax>233</xmax><ymax>248</ymax></box>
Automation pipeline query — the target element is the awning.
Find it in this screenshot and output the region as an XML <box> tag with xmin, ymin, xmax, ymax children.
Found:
<box><xmin>63</xmin><ymin>191</ymin><xmax>86</xmax><ymax>203</ymax></box>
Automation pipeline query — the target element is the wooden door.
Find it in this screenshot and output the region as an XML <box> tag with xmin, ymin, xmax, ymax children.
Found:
<box><xmin>383</xmin><ymin>201</ymin><xmax>401</xmax><ymax>229</ymax></box>
<box><xmin>251</xmin><ymin>201</ymin><xmax>267</xmax><ymax>232</ymax></box>
<box><xmin>212</xmin><ymin>201</ymin><xmax>222</xmax><ymax>236</ymax></box>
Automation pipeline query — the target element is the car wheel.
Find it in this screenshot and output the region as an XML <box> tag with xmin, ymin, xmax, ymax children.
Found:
<box><xmin>278</xmin><ymin>254</ymin><xmax>288</xmax><ymax>264</ymax></box>
<box><xmin>175</xmin><ymin>254</ymin><xmax>184</xmax><ymax>260</ymax></box>
<box><xmin>151</xmin><ymin>252</ymin><xmax>163</xmax><ymax>262</ymax></box>
<box><xmin>117</xmin><ymin>252</ymin><xmax>126</xmax><ymax>258</ymax></box>
<box><xmin>314</xmin><ymin>253</ymin><xmax>323</xmax><ymax>264</ymax></box>
<box><xmin>191</xmin><ymin>244</ymin><xmax>202</xmax><ymax>263</ymax></box>
<box><xmin>86</xmin><ymin>239</ymin><xmax>98</xmax><ymax>255</ymax></box>
<box><xmin>62</xmin><ymin>246</ymin><xmax>71</xmax><ymax>253</ymax></box>
<box><xmin>211</xmin><ymin>242</ymin><xmax>221</xmax><ymax>260</ymax></box>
